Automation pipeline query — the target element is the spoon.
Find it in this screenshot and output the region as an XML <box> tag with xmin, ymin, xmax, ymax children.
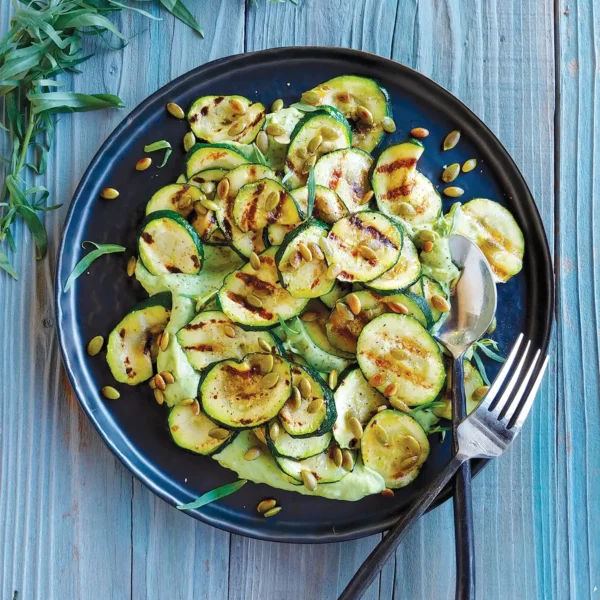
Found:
<box><xmin>435</xmin><ymin>234</ymin><xmax>497</xmax><ymax>600</ymax></box>
<box><xmin>338</xmin><ymin>234</ymin><xmax>497</xmax><ymax>600</ymax></box>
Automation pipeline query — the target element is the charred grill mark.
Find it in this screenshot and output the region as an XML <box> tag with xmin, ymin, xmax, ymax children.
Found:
<box><xmin>349</xmin><ymin>214</ymin><xmax>398</xmax><ymax>249</ymax></box>
<box><xmin>166</xmin><ymin>266</ymin><xmax>182</xmax><ymax>274</ymax></box>
<box><xmin>171</xmin><ymin>185</ymin><xmax>191</xmax><ymax>206</ymax></box>
<box><xmin>191</xmin><ymin>255</ymin><xmax>200</xmax><ymax>269</ymax></box>
<box><xmin>382</xmin><ymin>185</ymin><xmax>414</xmax><ymax>200</ymax></box>
<box><xmin>336</xmin><ymin>91</ymin><xmax>351</xmax><ymax>103</ymax></box>
<box><xmin>339</xmin><ymin>271</ymin><xmax>355</xmax><ymax>280</ymax></box>
<box><xmin>235</xmin><ymin>272</ymin><xmax>275</xmax><ymax>293</ymax></box>
<box><xmin>119</xmin><ymin>328</ymin><xmax>126</xmax><ymax>338</ymax></box>
<box><xmin>376</xmin><ymin>158</ymin><xmax>418</xmax><ymax>174</ymax></box>
<box><xmin>226</xmin><ymin>291</ymin><xmax>274</xmax><ymax>320</ymax></box>
<box><xmin>370</xmin><ymin>352</ymin><xmax>434</xmax><ymax>389</ymax></box>
<box><xmin>329</xmin><ymin>167</ymin><xmax>343</xmax><ymax>190</ymax></box>
<box><xmin>189</xmin><ymin>113</ymin><xmax>199</xmax><ymax>123</ymax></box>
<box><xmin>184</xmin><ymin>344</ymin><xmax>214</xmax><ymax>352</ymax></box>
<box><xmin>141</xmin><ymin>232</ymin><xmax>154</xmax><ymax>244</ymax></box>
<box><xmin>125</xmin><ymin>367</ymin><xmax>133</xmax><ymax>375</ymax></box>
<box><xmin>200</xmin><ymin>106</ymin><xmax>209</xmax><ymax>116</ymax></box>
<box><xmin>249</xmin><ymin>110</ymin><xmax>264</xmax><ymax>128</ymax></box>
<box><xmin>214</xmin><ymin>96</ymin><xmax>225</xmax><ymax>105</ymax></box>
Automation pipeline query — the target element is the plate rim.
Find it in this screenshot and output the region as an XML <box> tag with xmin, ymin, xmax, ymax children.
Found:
<box><xmin>55</xmin><ymin>46</ymin><xmax>554</xmax><ymax>543</ymax></box>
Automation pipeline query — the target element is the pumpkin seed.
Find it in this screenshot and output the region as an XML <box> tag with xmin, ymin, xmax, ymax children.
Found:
<box><xmin>244</xmin><ymin>446</ymin><xmax>262</xmax><ymax>461</ymax></box>
<box><xmin>100</xmin><ymin>187</ymin><xmax>119</xmax><ymax>200</ymax></box>
<box><xmin>346</xmin><ymin>293</ymin><xmax>361</xmax><ymax>316</ymax></box>
<box><xmin>415</xmin><ymin>229</ymin><xmax>438</xmax><ymax>244</ymax></box>
<box><xmin>153</xmin><ymin>389</ymin><xmax>164</xmax><ymax>405</ymax></box>
<box><xmin>319</xmin><ymin>141</ymin><xmax>334</xmax><ymax>153</ymax></box>
<box><xmin>265</xmin><ymin>123</ymin><xmax>286</xmax><ymax>137</ymax></box>
<box><xmin>256</xmin><ymin>130</ymin><xmax>269</xmax><ymax>153</ymax></box>
<box><xmin>87</xmin><ymin>335</ymin><xmax>104</xmax><ymax>356</ymax></box>
<box><xmin>443</xmin><ymin>130</ymin><xmax>461</xmax><ymax>151</ymax></box>
<box><xmin>261</xmin><ymin>372</ymin><xmax>280</xmax><ymax>389</ymax></box>
<box><xmin>296</xmin><ymin>147</ymin><xmax>308</xmax><ymax>160</ymax></box>
<box><xmin>390</xmin><ymin>347</ymin><xmax>409</xmax><ymax>360</ymax></box>
<box><xmin>230</xmin><ymin>98</ymin><xmax>247</xmax><ymax>115</ymax></box>
<box><xmin>443</xmin><ymin>186</ymin><xmax>464</xmax><ymax>198</ymax></box>
<box><xmin>289</xmin><ymin>386</ymin><xmax>302</xmax><ymax>410</ymax></box>
<box><xmin>402</xmin><ymin>435</ymin><xmax>421</xmax><ymax>456</ymax></box>
<box><xmin>149</xmin><ymin>378</ymin><xmax>157</xmax><ymax>390</ymax></box>
<box><xmin>301</xmin><ymin>470</ymin><xmax>318</xmax><ymax>491</ymax></box>
<box><xmin>396</xmin><ymin>399</ymin><xmax>411</xmax><ymax>413</ymax></box>
<box><xmin>301</xmin><ymin>311</ymin><xmax>318</xmax><ymax>322</ymax></box>
<box><xmin>224</xmin><ymin>325</ymin><xmax>236</xmax><ymax>339</ymax></box>
<box><xmin>136</xmin><ymin>157</ymin><xmax>152</xmax><ymax>171</ymax></box>
<box><xmin>159</xmin><ymin>331</ymin><xmax>170</xmax><ymax>351</ymax></box>
<box><xmin>191</xmin><ymin>399</ymin><xmax>200</xmax><ymax>415</ymax></box>
<box><xmin>397</xmin><ymin>202</ymin><xmax>416</xmax><ymax>218</ymax></box>
<box><xmin>381</xmin><ymin>488</ymin><xmax>395</xmax><ymax>498</ymax></box>
<box><xmin>410</xmin><ymin>127</ymin><xmax>429</xmax><ymax>139</ymax></box>
<box><xmin>356</xmin><ymin>105</ymin><xmax>373</xmax><ymax>125</ymax></box>
<box><xmin>486</xmin><ymin>317</ymin><xmax>497</xmax><ymax>335</ymax></box>
<box><xmin>308</xmin><ymin>134</ymin><xmax>323</xmax><ymax>154</ymax></box>
<box><xmin>265</xmin><ymin>191</ymin><xmax>279</xmax><ymax>212</ymax></box>
<box><xmin>183</xmin><ymin>131</ymin><xmax>196</xmax><ymax>152</ymax></box>
<box><xmin>400</xmin><ymin>455</ymin><xmax>419</xmax><ymax>470</ymax></box>
<box><xmin>228</xmin><ymin>120</ymin><xmax>246</xmax><ymax>136</ymax></box>
<box><xmin>423</xmin><ymin>240</ymin><xmax>434</xmax><ymax>252</ymax></box>
<box><xmin>328</xmin><ymin>369</ymin><xmax>338</xmax><ymax>390</ymax></box>
<box><xmin>376</xmin><ymin>404</ymin><xmax>388</xmax><ymax>413</ymax></box>
<box><xmin>358</xmin><ymin>244</ymin><xmax>377</xmax><ymax>260</ymax></box>
<box><xmin>154</xmin><ymin>373</ymin><xmax>166</xmax><ymax>391</ymax></box>
<box><xmin>336</xmin><ymin>302</ymin><xmax>354</xmax><ymax>321</ymax></box>
<box><xmin>257</xmin><ymin>498</ymin><xmax>277</xmax><ymax>513</ymax></box>
<box><xmin>374</xmin><ymin>423</ymin><xmax>389</xmax><ymax>445</ymax></box>
<box><xmin>209</xmin><ymin>427</ymin><xmax>230</xmax><ymax>440</ymax></box>
<box><xmin>369</xmin><ymin>373</ymin><xmax>386</xmax><ymax>387</ymax></box>
<box><xmin>358</xmin><ymin>189</ymin><xmax>374</xmax><ymax>205</ymax></box>
<box><xmin>384</xmin><ymin>383</ymin><xmax>398</xmax><ymax>397</ymax></box>
<box><xmin>442</xmin><ymin>163</ymin><xmax>460</xmax><ymax>183</ymax></box>
<box><xmin>269</xmin><ymin>421</ymin><xmax>280</xmax><ymax>439</ymax></box>
<box><xmin>382</xmin><ymin>116</ymin><xmax>396</xmax><ymax>133</ymax></box>
<box><xmin>327</xmin><ymin>263</ymin><xmax>341</xmax><ymax>278</ymax></box>
<box><xmin>299</xmin><ymin>377</ymin><xmax>312</xmax><ymax>399</ymax></box>
<box><xmin>101</xmin><ymin>385</ymin><xmax>120</xmax><ymax>400</ymax></box>
<box><xmin>388</xmin><ymin>301</ymin><xmax>409</xmax><ymax>315</ymax></box>
<box><xmin>301</xmin><ymin>90</ymin><xmax>321</xmax><ymax>105</ymax></box>
<box><xmin>178</xmin><ymin>193</ymin><xmax>193</xmax><ymax>210</ymax></box>
<box><xmin>263</xmin><ymin>506</ymin><xmax>282</xmax><ymax>518</ymax></box>
<box><xmin>342</xmin><ymin>450</ymin><xmax>354</xmax><ymax>471</ymax></box>
<box><xmin>257</xmin><ymin>338</ymin><xmax>272</xmax><ymax>353</ymax></box>
<box><xmin>319</xmin><ymin>237</ymin><xmax>333</xmax><ymax>255</ymax></box>
<box><xmin>249</xmin><ymin>251</ymin><xmax>261</xmax><ymax>271</ymax></box>
<box><xmin>160</xmin><ymin>371</ymin><xmax>175</xmax><ymax>385</ymax></box>
<box><xmin>193</xmin><ymin>201</ymin><xmax>208</xmax><ymax>216</ymax></box>
<box><xmin>166</xmin><ymin>102</ymin><xmax>185</xmax><ymax>119</ymax></box>
<box><xmin>332</xmin><ymin>446</ymin><xmax>343</xmax><ymax>468</ymax></box>
<box><xmin>307</xmin><ymin>242</ymin><xmax>324</xmax><ymax>260</ymax></box>
<box><xmin>200</xmin><ymin>198</ymin><xmax>219</xmax><ymax>214</ymax></box>
<box><xmin>431</xmin><ymin>294</ymin><xmax>451</xmax><ymax>312</ymax></box>
<box><xmin>472</xmin><ymin>385</ymin><xmax>489</xmax><ymax>401</ymax></box>
<box><xmin>200</xmin><ymin>181</ymin><xmax>216</xmax><ymax>195</ymax></box>
<box><xmin>271</xmin><ymin>98</ymin><xmax>284</xmax><ymax>112</ymax></box>
<box><xmin>348</xmin><ymin>416</ymin><xmax>363</xmax><ymax>439</ymax></box>
<box><xmin>246</xmin><ymin>294</ymin><xmax>263</xmax><ymax>309</ymax></box>
<box><xmin>217</xmin><ymin>178</ymin><xmax>230</xmax><ymax>199</ymax></box>
<box><xmin>274</xmin><ymin>134</ymin><xmax>291</xmax><ymax>145</ymax></box>
<box><xmin>253</xmin><ymin>427</ymin><xmax>267</xmax><ymax>444</ymax></box>
<box><xmin>307</xmin><ymin>398</ymin><xmax>324</xmax><ymax>414</ymax></box>
<box><xmin>462</xmin><ymin>158</ymin><xmax>477</xmax><ymax>173</ymax></box>
<box><xmin>321</xmin><ymin>126</ymin><xmax>339</xmax><ymax>140</ymax></box>
<box><xmin>259</xmin><ymin>354</ymin><xmax>274</xmax><ymax>374</ymax></box>
<box><xmin>302</xmin><ymin>155</ymin><xmax>317</xmax><ymax>173</ymax></box>
<box><xmin>298</xmin><ymin>242</ymin><xmax>313</xmax><ymax>262</ymax></box>
<box><xmin>180</xmin><ymin>398</ymin><xmax>195</xmax><ymax>406</ymax></box>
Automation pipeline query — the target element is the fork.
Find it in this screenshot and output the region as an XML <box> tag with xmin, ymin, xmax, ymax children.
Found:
<box><xmin>338</xmin><ymin>334</ymin><xmax>550</xmax><ymax>600</ymax></box>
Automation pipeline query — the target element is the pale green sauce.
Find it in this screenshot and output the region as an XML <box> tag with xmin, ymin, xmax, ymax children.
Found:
<box><xmin>421</xmin><ymin>237</ymin><xmax>460</xmax><ymax>284</ymax></box>
<box><xmin>214</xmin><ymin>431</ymin><xmax>385</xmax><ymax>501</ymax></box>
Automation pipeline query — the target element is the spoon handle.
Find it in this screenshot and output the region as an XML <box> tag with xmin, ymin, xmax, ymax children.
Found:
<box><xmin>452</xmin><ymin>357</ymin><xmax>475</xmax><ymax>600</ymax></box>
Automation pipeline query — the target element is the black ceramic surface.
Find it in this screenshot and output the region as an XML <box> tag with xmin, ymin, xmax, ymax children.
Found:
<box><xmin>56</xmin><ymin>47</ymin><xmax>553</xmax><ymax>543</ymax></box>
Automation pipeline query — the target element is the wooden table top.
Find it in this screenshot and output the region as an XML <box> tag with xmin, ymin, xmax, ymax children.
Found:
<box><xmin>1</xmin><ymin>1</ymin><xmax>597</xmax><ymax>598</ymax></box>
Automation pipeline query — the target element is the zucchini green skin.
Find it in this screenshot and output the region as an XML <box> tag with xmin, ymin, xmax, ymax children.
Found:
<box><xmin>266</xmin><ymin>425</ymin><xmax>332</xmax><ymax>459</ymax></box>
<box><xmin>185</xmin><ymin>143</ymin><xmax>249</xmax><ymax>178</ymax></box>
<box><xmin>145</xmin><ymin>183</ymin><xmax>203</xmax><ymax>218</ymax></box>
<box><xmin>420</xmin><ymin>275</ymin><xmax>448</xmax><ymax>325</ymax></box>
<box><xmin>138</xmin><ymin>209</ymin><xmax>204</xmax><ymax>276</ymax></box>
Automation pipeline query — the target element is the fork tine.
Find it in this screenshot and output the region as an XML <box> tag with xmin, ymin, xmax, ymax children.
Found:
<box><xmin>510</xmin><ymin>354</ymin><xmax>550</xmax><ymax>429</ymax></box>
<box><xmin>501</xmin><ymin>349</ymin><xmax>541</xmax><ymax>423</ymax></box>
<box><xmin>489</xmin><ymin>340</ymin><xmax>532</xmax><ymax>416</ymax></box>
<box><xmin>478</xmin><ymin>333</ymin><xmax>525</xmax><ymax>410</ymax></box>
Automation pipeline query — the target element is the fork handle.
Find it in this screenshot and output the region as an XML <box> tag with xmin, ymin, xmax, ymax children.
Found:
<box><xmin>338</xmin><ymin>454</ymin><xmax>466</xmax><ymax>600</ymax></box>
<box><xmin>452</xmin><ymin>357</ymin><xmax>476</xmax><ymax>600</ymax></box>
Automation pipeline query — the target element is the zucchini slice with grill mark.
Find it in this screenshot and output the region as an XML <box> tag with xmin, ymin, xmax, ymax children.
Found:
<box><xmin>187</xmin><ymin>167</ymin><xmax>229</xmax><ymax>192</ymax></box>
<box><xmin>200</xmin><ymin>353</ymin><xmax>292</xmax><ymax>429</ymax></box>
<box><xmin>433</xmin><ymin>360</ymin><xmax>484</xmax><ymax>420</ymax></box>
<box><xmin>276</xmin><ymin>220</ymin><xmax>334</xmax><ymax>298</ymax></box>
<box><xmin>138</xmin><ymin>210</ymin><xmax>204</xmax><ymax>276</ymax></box>
<box><xmin>290</xmin><ymin>185</ymin><xmax>349</xmax><ymax>224</ymax></box>
<box><xmin>357</xmin><ymin>313</ymin><xmax>446</xmax><ymax>407</ymax></box>
<box><xmin>275</xmin><ymin>446</ymin><xmax>355</xmax><ymax>483</ymax></box>
<box><xmin>419</xmin><ymin>275</ymin><xmax>449</xmax><ymax>325</ymax></box>
<box><xmin>188</xmin><ymin>95</ymin><xmax>265</xmax><ymax>144</ymax></box>
<box><xmin>320</xmin><ymin>280</ymin><xmax>352</xmax><ymax>308</ymax></box>
<box><xmin>325</xmin><ymin>212</ymin><xmax>403</xmax><ymax>282</ymax></box>
<box><xmin>190</xmin><ymin>205</ymin><xmax>219</xmax><ymax>243</ymax></box>
<box><xmin>333</xmin><ymin>368</ymin><xmax>388</xmax><ymax>449</ymax></box>
<box><xmin>361</xmin><ymin>409</ymin><xmax>430</xmax><ymax>489</ymax></box>
<box><xmin>365</xmin><ymin>234</ymin><xmax>421</xmax><ymax>294</ymax></box>
<box><xmin>262</xmin><ymin>107</ymin><xmax>305</xmax><ymax>170</ymax></box>
<box><xmin>185</xmin><ymin>143</ymin><xmax>249</xmax><ymax>179</ymax></box>
<box><xmin>278</xmin><ymin>363</ymin><xmax>337</xmax><ymax>437</ymax></box>
<box><xmin>233</xmin><ymin>178</ymin><xmax>303</xmax><ymax>232</ymax></box>
<box><xmin>314</xmin><ymin>148</ymin><xmax>374</xmax><ymax>212</ymax></box>
<box><xmin>145</xmin><ymin>184</ymin><xmax>203</xmax><ymax>218</ymax></box>
<box><xmin>168</xmin><ymin>403</ymin><xmax>235</xmax><ymax>456</ymax></box>
<box><xmin>177</xmin><ymin>310</ymin><xmax>278</xmax><ymax>371</ymax></box>
<box><xmin>214</xmin><ymin>164</ymin><xmax>278</xmax><ymax>257</ymax></box>
<box><xmin>267</xmin><ymin>426</ymin><xmax>332</xmax><ymax>459</ymax></box>
<box><xmin>217</xmin><ymin>246</ymin><xmax>308</xmax><ymax>330</ymax></box>
<box><xmin>454</xmin><ymin>198</ymin><xmax>524</xmax><ymax>282</ymax></box>
<box><xmin>284</xmin><ymin>108</ymin><xmax>352</xmax><ymax>188</ymax></box>
<box><xmin>106</xmin><ymin>293</ymin><xmax>171</xmax><ymax>385</ymax></box>
<box><xmin>300</xmin><ymin>75</ymin><xmax>392</xmax><ymax>152</ymax></box>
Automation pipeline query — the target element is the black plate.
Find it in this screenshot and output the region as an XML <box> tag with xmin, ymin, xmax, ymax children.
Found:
<box><xmin>56</xmin><ymin>47</ymin><xmax>553</xmax><ymax>543</ymax></box>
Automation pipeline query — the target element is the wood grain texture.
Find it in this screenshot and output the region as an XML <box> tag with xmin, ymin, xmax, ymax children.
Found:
<box><xmin>0</xmin><ymin>0</ymin><xmax>596</xmax><ymax>598</ymax></box>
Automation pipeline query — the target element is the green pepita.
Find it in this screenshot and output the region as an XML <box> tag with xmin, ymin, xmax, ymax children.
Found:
<box><xmin>166</xmin><ymin>102</ymin><xmax>185</xmax><ymax>119</ymax></box>
<box><xmin>87</xmin><ymin>335</ymin><xmax>105</xmax><ymax>356</ymax></box>
<box><xmin>265</xmin><ymin>123</ymin><xmax>286</xmax><ymax>137</ymax></box>
<box><xmin>271</xmin><ymin>98</ymin><xmax>284</xmax><ymax>112</ymax></box>
<box><xmin>256</xmin><ymin>130</ymin><xmax>269</xmax><ymax>154</ymax></box>
<box><xmin>443</xmin><ymin>186</ymin><xmax>464</xmax><ymax>198</ymax></box>
<box><xmin>462</xmin><ymin>158</ymin><xmax>477</xmax><ymax>173</ymax></box>
<box><xmin>382</xmin><ymin>116</ymin><xmax>396</xmax><ymax>133</ymax></box>
<box><xmin>102</xmin><ymin>386</ymin><xmax>120</xmax><ymax>400</ymax></box>
<box><xmin>257</xmin><ymin>498</ymin><xmax>277</xmax><ymax>513</ymax></box>
<box><xmin>442</xmin><ymin>163</ymin><xmax>460</xmax><ymax>183</ymax></box>
<box><xmin>100</xmin><ymin>187</ymin><xmax>119</xmax><ymax>200</ymax></box>
<box><xmin>261</xmin><ymin>372</ymin><xmax>280</xmax><ymax>389</ymax></box>
<box><xmin>244</xmin><ymin>446</ymin><xmax>262</xmax><ymax>461</ymax></box>
<box><xmin>397</xmin><ymin>202</ymin><xmax>417</xmax><ymax>218</ymax></box>
<box><xmin>443</xmin><ymin>130</ymin><xmax>461</xmax><ymax>151</ymax></box>
<box><xmin>301</xmin><ymin>470</ymin><xmax>318</xmax><ymax>491</ymax></box>
<box><xmin>183</xmin><ymin>131</ymin><xmax>196</xmax><ymax>152</ymax></box>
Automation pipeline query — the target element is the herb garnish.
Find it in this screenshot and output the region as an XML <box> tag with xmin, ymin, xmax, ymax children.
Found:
<box><xmin>63</xmin><ymin>241</ymin><xmax>125</xmax><ymax>292</ymax></box>
<box><xmin>306</xmin><ymin>165</ymin><xmax>316</xmax><ymax>215</ymax></box>
<box><xmin>471</xmin><ymin>338</ymin><xmax>504</xmax><ymax>385</ymax></box>
<box><xmin>144</xmin><ymin>140</ymin><xmax>173</xmax><ymax>168</ymax></box>
<box><xmin>176</xmin><ymin>479</ymin><xmax>247</xmax><ymax>510</ymax></box>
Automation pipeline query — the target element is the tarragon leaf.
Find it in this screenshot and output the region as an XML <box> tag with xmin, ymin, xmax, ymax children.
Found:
<box><xmin>176</xmin><ymin>479</ymin><xmax>247</xmax><ymax>511</ymax></box>
<box><xmin>307</xmin><ymin>166</ymin><xmax>316</xmax><ymax>216</ymax></box>
<box><xmin>27</xmin><ymin>91</ymin><xmax>125</xmax><ymax>114</ymax></box>
<box><xmin>143</xmin><ymin>140</ymin><xmax>172</xmax><ymax>168</ymax></box>
<box><xmin>63</xmin><ymin>241</ymin><xmax>126</xmax><ymax>292</ymax></box>
<box><xmin>0</xmin><ymin>247</ymin><xmax>18</xmax><ymax>280</ymax></box>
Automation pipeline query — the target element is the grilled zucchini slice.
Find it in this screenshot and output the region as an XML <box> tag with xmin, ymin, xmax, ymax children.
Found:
<box><xmin>187</xmin><ymin>167</ymin><xmax>228</xmax><ymax>192</ymax></box>
<box><xmin>324</xmin><ymin>212</ymin><xmax>403</xmax><ymax>282</ymax></box>
<box><xmin>356</xmin><ymin>313</ymin><xmax>446</xmax><ymax>407</ymax></box>
<box><xmin>300</xmin><ymin>75</ymin><xmax>392</xmax><ymax>152</ymax></box>
<box><xmin>267</xmin><ymin>426</ymin><xmax>332</xmax><ymax>459</ymax></box>
<box><xmin>145</xmin><ymin>184</ymin><xmax>203</xmax><ymax>218</ymax></box>
<box><xmin>284</xmin><ymin>108</ymin><xmax>352</xmax><ymax>188</ymax></box>
<box><xmin>214</xmin><ymin>163</ymin><xmax>278</xmax><ymax>257</ymax></box>
<box><xmin>275</xmin><ymin>447</ymin><xmax>355</xmax><ymax>483</ymax></box>
<box><xmin>420</xmin><ymin>275</ymin><xmax>449</xmax><ymax>325</ymax></box>
<box><xmin>177</xmin><ymin>310</ymin><xmax>278</xmax><ymax>371</ymax></box>
<box><xmin>168</xmin><ymin>403</ymin><xmax>234</xmax><ymax>456</ymax></box>
<box><xmin>185</xmin><ymin>143</ymin><xmax>249</xmax><ymax>178</ymax></box>
<box><xmin>290</xmin><ymin>185</ymin><xmax>349</xmax><ymax>224</ymax></box>
<box><xmin>261</xmin><ymin>107</ymin><xmax>305</xmax><ymax>170</ymax></box>
<box><xmin>433</xmin><ymin>360</ymin><xmax>485</xmax><ymax>420</ymax></box>
<box><xmin>106</xmin><ymin>293</ymin><xmax>171</xmax><ymax>385</ymax></box>
<box><xmin>217</xmin><ymin>246</ymin><xmax>308</xmax><ymax>330</ymax></box>
<box><xmin>361</xmin><ymin>410</ymin><xmax>430</xmax><ymax>488</ymax></box>
<box><xmin>200</xmin><ymin>353</ymin><xmax>292</xmax><ymax>429</ymax></box>
<box><xmin>276</xmin><ymin>220</ymin><xmax>334</xmax><ymax>298</ymax></box>
<box><xmin>333</xmin><ymin>368</ymin><xmax>388</xmax><ymax>449</ymax></box>
<box><xmin>278</xmin><ymin>363</ymin><xmax>337</xmax><ymax>437</ymax></box>
<box><xmin>454</xmin><ymin>198</ymin><xmax>524</xmax><ymax>282</ymax></box>
<box><xmin>188</xmin><ymin>95</ymin><xmax>265</xmax><ymax>144</ymax></box>
<box><xmin>320</xmin><ymin>280</ymin><xmax>352</xmax><ymax>308</ymax></box>
<box><xmin>314</xmin><ymin>148</ymin><xmax>373</xmax><ymax>212</ymax></box>
<box><xmin>138</xmin><ymin>210</ymin><xmax>204</xmax><ymax>276</ymax></box>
